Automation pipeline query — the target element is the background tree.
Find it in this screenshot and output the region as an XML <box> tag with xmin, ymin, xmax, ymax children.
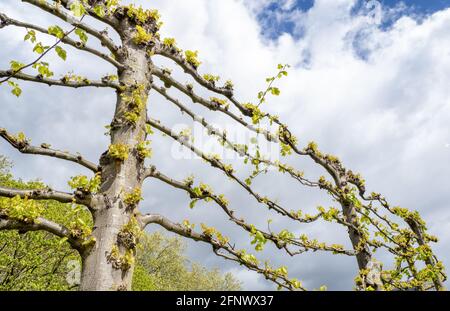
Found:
<box><xmin>132</xmin><ymin>232</ymin><xmax>241</xmax><ymax>291</ymax></box>
<box><xmin>0</xmin><ymin>158</ymin><xmax>240</xmax><ymax>291</ymax></box>
<box><xmin>0</xmin><ymin>158</ymin><xmax>82</xmax><ymax>290</ymax></box>
<box><xmin>0</xmin><ymin>0</ymin><xmax>446</xmax><ymax>291</ymax></box>
<box><xmin>0</xmin><ymin>156</ymin><xmax>11</xmax><ymax>174</ymax></box>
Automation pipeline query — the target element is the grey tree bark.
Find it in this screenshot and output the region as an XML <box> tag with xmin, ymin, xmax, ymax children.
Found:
<box><xmin>79</xmin><ymin>22</ymin><xmax>151</xmax><ymax>291</ymax></box>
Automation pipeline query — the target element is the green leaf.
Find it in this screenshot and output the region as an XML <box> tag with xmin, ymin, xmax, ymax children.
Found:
<box><xmin>58</xmin><ymin>237</ymin><xmax>68</xmax><ymax>246</ymax></box>
<box><xmin>70</xmin><ymin>1</ymin><xmax>87</xmax><ymax>17</ymax></box>
<box><xmin>93</xmin><ymin>5</ymin><xmax>105</xmax><ymax>17</ymax></box>
<box><xmin>189</xmin><ymin>199</ymin><xmax>198</xmax><ymax>209</ymax></box>
<box><xmin>48</xmin><ymin>25</ymin><xmax>64</xmax><ymax>39</ymax></box>
<box><xmin>10</xmin><ymin>60</ymin><xmax>24</xmax><ymax>72</ymax></box>
<box><xmin>32</xmin><ymin>62</ymin><xmax>53</xmax><ymax>78</ymax></box>
<box><xmin>24</xmin><ymin>30</ymin><xmax>36</xmax><ymax>43</ymax></box>
<box><xmin>11</xmin><ymin>86</ymin><xmax>22</xmax><ymax>97</ymax></box>
<box><xmin>7</xmin><ymin>81</ymin><xmax>22</xmax><ymax>97</ymax></box>
<box><xmin>270</xmin><ymin>87</ymin><xmax>280</xmax><ymax>96</ymax></box>
<box><xmin>55</xmin><ymin>46</ymin><xmax>67</xmax><ymax>61</ymax></box>
<box><xmin>74</xmin><ymin>28</ymin><xmax>88</xmax><ymax>44</ymax></box>
<box><xmin>33</xmin><ymin>43</ymin><xmax>47</xmax><ymax>54</ymax></box>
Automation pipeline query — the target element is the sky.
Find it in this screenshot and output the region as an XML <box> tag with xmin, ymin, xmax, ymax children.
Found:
<box><xmin>0</xmin><ymin>0</ymin><xmax>450</xmax><ymax>290</ymax></box>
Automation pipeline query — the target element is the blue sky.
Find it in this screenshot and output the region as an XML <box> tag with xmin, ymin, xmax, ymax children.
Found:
<box><xmin>381</xmin><ymin>0</ymin><xmax>450</xmax><ymax>12</ymax></box>
<box><xmin>267</xmin><ymin>0</ymin><xmax>450</xmax><ymax>13</ymax></box>
<box><xmin>258</xmin><ymin>0</ymin><xmax>450</xmax><ymax>38</ymax></box>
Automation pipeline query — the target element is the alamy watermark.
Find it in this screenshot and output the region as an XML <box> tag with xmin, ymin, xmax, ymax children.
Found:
<box><xmin>168</xmin><ymin>119</ymin><xmax>281</xmax><ymax>164</ymax></box>
<box><xmin>66</xmin><ymin>260</ymin><xmax>81</xmax><ymax>287</ymax></box>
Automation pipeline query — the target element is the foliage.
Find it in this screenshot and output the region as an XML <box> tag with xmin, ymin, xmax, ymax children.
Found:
<box><xmin>74</xmin><ymin>28</ymin><xmax>88</xmax><ymax>44</ymax></box>
<box><xmin>224</xmin><ymin>80</ymin><xmax>234</xmax><ymax>90</ymax></box>
<box><xmin>121</xmin><ymin>84</ymin><xmax>147</xmax><ymax>125</ymax></box>
<box><xmin>162</xmin><ymin>37</ymin><xmax>180</xmax><ymax>51</ymax></box>
<box><xmin>0</xmin><ymin>156</ymin><xmax>12</xmax><ymax>174</ymax></box>
<box><xmin>126</xmin><ymin>4</ymin><xmax>160</xmax><ymax>25</ymax></box>
<box><xmin>68</xmin><ymin>174</ymin><xmax>101</xmax><ymax>194</ymax></box>
<box><xmin>69</xmin><ymin>0</ymin><xmax>87</xmax><ymax>17</ymax></box>
<box><xmin>257</xmin><ymin>64</ymin><xmax>289</xmax><ymax>107</ymax></box>
<box><xmin>132</xmin><ymin>232</ymin><xmax>241</xmax><ymax>291</ymax></box>
<box><xmin>210</xmin><ymin>97</ymin><xmax>229</xmax><ymax>108</ymax></box>
<box><xmin>184</xmin><ymin>50</ymin><xmax>201</xmax><ymax>68</ymax></box>
<box><xmin>203</xmin><ymin>74</ymin><xmax>220</xmax><ymax>83</ymax></box>
<box><xmin>108</xmin><ymin>143</ymin><xmax>130</xmax><ymax>161</ymax></box>
<box><xmin>0</xmin><ymin>167</ymin><xmax>241</xmax><ymax>291</ymax></box>
<box><xmin>1</xmin><ymin>196</ymin><xmax>44</xmax><ymax>223</ymax></box>
<box><xmin>136</xmin><ymin>141</ymin><xmax>152</xmax><ymax>159</ymax></box>
<box><xmin>47</xmin><ymin>25</ymin><xmax>64</xmax><ymax>39</ymax></box>
<box><xmin>0</xmin><ymin>169</ymin><xmax>81</xmax><ymax>290</ymax></box>
<box><xmin>133</xmin><ymin>25</ymin><xmax>152</xmax><ymax>45</ymax></box>
<box><xmin>7</xmin><ymin>81</ymin><xmax>22</xmax><ymax>97</ymax></box>
<box><xmin>123</xmin><ymin>187</ymin><xmax>143</xmax><ymax>206</ymax></box>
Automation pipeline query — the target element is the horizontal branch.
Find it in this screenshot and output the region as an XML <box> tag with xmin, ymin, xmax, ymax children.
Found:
<box><xmin>147</xmin><ymin>119</ymin><xmax>397</xmax><ymax>257</ymax></box>
<box><xmin>154</xmin><ymin>43</ymin><xmax>254</xmax><ymax>117</ymax></box>
<box><xmin>145</xmin><ymin>165</ymin><xmax>356</xmax><ymax>257</ymax></box>
<box><xmin>0</xmin><ymin>127</ymin><xmax>100</xmax><ymax>173</ymax></box>
<box><xmin>152</xmin><ymin>81</ymin><xmax>414</xmax><ymax>261</ymax></box>
<box><xmin>154</xmin><ymin>43</ymin><xmax>232</xmax><ymax>97</ymax></box>
<box><xmin>151</xmin><ymin>83</ymin><xmax>318</xmax><ymax>189</ymax></box>
<box><xmin>0</xmin><ymin>186</ymin><xmax>75</xmax><ymax>203</ymax></box>
<box><xmin>151</xmin><ymin>66</ymin><xmax>276</xmax><ymax>142</ymax></box>
<box><xmin>146</xmin><ymin>118</ymin><xmax>320</xmax><ymax>223</ymax></box>
<box><xmin>0</xmin><ymin>13</ymin><xmax>124</xmax><ymax>69</ymax></box>
<box><xmin>154</xmin><ymin>35</ymin><xmax>446</xmax><ymax>292</ymax></box>
<box><xmin>23</xmin><ymin>0</ymin><xmax>119</xmax><ymax>55</ymax></box>
<box><xmin>140</xmin><ymin>213</ymin><xmax>207</xmax><ymax>241</ymax></box>
<box><xmin>55</xmin><ymin>0</ymin><xmax>121</xmax><ymax>33</ymax></box>
<box><xmin>0</xmin><ymin>70</ymin><xmax>118</xmax><ymax>89</ymax></box>
<box><xmin>140</xmin><ymin>213</ymin><xmax>305</xmax><ymax>291</ymax></box>
<box><xmin>0</xmin><ymin>184</ymin><xmax>94</xmax><ymax>210</ymax></box>
<box><xmin>0</xmin><ymin>216</ymin><xmax>85</xmax><ymax>252</ymax></box>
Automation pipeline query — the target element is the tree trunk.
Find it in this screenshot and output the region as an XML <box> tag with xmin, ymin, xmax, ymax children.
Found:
<box><xmin>79</xmin><ymin>22</ymin><xmax>152</xmax><ymax>291</ymax></box>
<box><xmin>342</xmin><ymin>202</ymin><xmax>372</xmax><ymax>269</ymax></box>
<box><xmin>342</xmin><ymin>201</ymin><xmax>384</xmax><ymax>290</ymax></box>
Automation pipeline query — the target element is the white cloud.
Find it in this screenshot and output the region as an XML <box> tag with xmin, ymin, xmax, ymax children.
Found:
<box><xmin>1</xmin><ymin>0</ymin><xmax>449</xmax><ymax>290</ymax></box>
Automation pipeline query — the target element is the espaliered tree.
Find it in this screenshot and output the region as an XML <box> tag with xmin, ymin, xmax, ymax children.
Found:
<box><xmin>0</xmin><ymin>0</ymin><xmax>446</xmax><ymax>291</ymax></box>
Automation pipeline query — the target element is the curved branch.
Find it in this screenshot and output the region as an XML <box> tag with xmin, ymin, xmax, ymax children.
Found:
<box><xmin>23</xmin><ymin>0</ymin><xmax>119</xmax><ymax>55</ymax></box>
<box><xmin>154</xmin><ymin>43</ymin><xmax>232</xmax><ymax>96</ymax></box>
<box><xmin>146</xmin><ymin>118</ymin><xmax>321</xmax><ymax>223</ymax></box>
<box><xmin>0</xmin><ymin>13</ymin><xmax>124</xmax><ymax>69</ymax></box>
<box><xmin>150</xmin><ymin>65</ymin><xmax>276</xmax><ymax>142</ymax></box>
<box><xmin>55</xmin><ymin>0</ymin><xmax>121</xmax><ymax>33</ymax></box>
<box><xmin>0</xmin><ymin>216</ymin><xmax>85</xmax><ymax>252</ymax></box>
<box><xmin>0</xmin><ymin>70</ymin><xmax>118</xmax><ymax>89</ymax></box>
<box><xmin>151</xmin><ymin>83</ymin><xmax>318</xmax><ymax>188</ymax></box>
<box><xmin>154</xmin><ymin>43</ymin><xmax>255</xmax><ymax>117</ymax></box>
<box><xmin>144</xmin><ymin>165</ymin><xmax>357</xmax><ymax>257</ymax></box>
<box><xmin>0</xmin><ymin>127</ymin><xmax>100</xmax><ymax>173</ymax></box>
<box><xmin>0</xmin><ymin>15</ymin><xmax>82</xmax><ymax>85</ymax></box>
<box><xmin>0</xmin><ymin>186</ymin><xmax>75</xmax><ymax>203</ymax></box>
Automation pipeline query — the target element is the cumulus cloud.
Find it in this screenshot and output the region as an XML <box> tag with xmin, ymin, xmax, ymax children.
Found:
<box><xmin>1</xmin><ymin>0</ymin><xmax>449</xmax><ymax>290</ymax></box>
